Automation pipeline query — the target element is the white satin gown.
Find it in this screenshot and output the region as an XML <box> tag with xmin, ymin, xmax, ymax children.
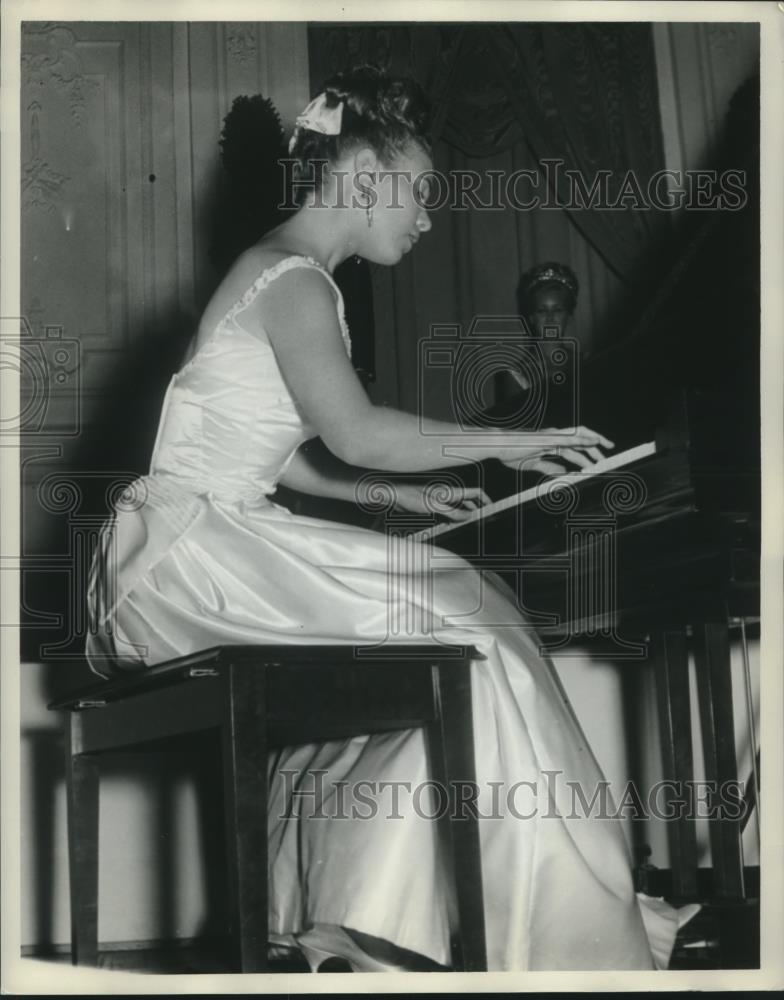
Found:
<box><xmin>86</xmin><ymin>254</ymin><xmax>682</xmax><ymax>971</ymax></box>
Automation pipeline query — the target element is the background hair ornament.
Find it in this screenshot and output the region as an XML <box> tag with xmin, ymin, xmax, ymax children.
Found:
<box><xmin>524</xmin><ymin>262</ymin><xmax>579</xmax><ymax>298</ymax></box>
<box><xmin>288</xmin><ymin>93</ymin><xmax>344</xmax><ymax>152</ymax></box>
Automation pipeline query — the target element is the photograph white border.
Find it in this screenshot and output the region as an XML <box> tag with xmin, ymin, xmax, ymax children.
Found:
<box><xmin>2</xmin><ymin>1</ymin><xmax>782</xmax><ymax>994</ymax></box>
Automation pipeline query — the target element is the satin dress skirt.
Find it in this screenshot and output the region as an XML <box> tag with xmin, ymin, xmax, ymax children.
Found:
<box><xmin>86</xmin><ymin>482</ymin><xmax>677</xmax><ymax>971</ymax></box>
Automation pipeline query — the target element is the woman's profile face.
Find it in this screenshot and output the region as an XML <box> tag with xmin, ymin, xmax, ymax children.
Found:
<box><xmin>528</xmin><ymin>286</ymin><xmax>573</xmax><ymax>338</ymax></box>
<box><xmin>363</xmin><ymin>142</ymin><xmax>433</xmax><ymax>265</ymax></box>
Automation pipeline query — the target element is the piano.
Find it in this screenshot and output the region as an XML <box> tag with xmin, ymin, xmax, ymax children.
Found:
<box><xmin>414</xmin><ymin>148</ymin><xmax>761</xmax><ymax>907</ymax></box>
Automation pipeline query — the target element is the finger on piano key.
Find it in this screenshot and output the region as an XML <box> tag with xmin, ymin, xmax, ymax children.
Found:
<box><xmin>440</xmin><ymin>486</ymin><xmax>492</xmax><ymax>520</ymax></box>
<box><xmin>462</xmin><ymin>487</ymin><xmax>491</xmax><ymax>508</ymax></box>
<box><xmin>555</xmin><ymin>446</ymin><xmax>604</xmax><ymax>470</ymax></box>
<box><xmin>531</xmin><ymin>459</ymin><xmax>568</xmax><ymax>477</ymax></box>
<box><xmin>585</xmin><ymin>445</ymin><xmax>606</xmax><ymax>463</ymax></box>
<box><xmin>559</xmin><ymin>426</ymin><xmax>615</xmax><ymax>450</ymax></box>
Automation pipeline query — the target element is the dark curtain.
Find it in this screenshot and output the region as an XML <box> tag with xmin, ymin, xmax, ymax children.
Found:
<box><xmin>308</xmin><ymin>23</ymin><xmax>667</xmax><ymax>417</ymax></box>
<box><xmin>309</xmin><ymin>23</ymin><xmax>666</xmax><ymax>286</ymax></box>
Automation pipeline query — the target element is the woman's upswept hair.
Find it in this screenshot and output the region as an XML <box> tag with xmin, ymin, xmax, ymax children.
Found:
<box><xmin>289</xmin><ymin>65</ymin><xmax>431</xmax><ymax>203</ymax></box>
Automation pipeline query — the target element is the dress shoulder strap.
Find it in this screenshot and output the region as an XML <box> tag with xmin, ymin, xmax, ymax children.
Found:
<box><xmin>228</xmin><ymin>254</ymin><xmax>351</xmax><ymax>356</ymax></box>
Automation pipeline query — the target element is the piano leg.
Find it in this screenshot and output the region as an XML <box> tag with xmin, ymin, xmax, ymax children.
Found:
<box><xmin>692</xmin><ymin>619</ymin><xmax>745</xmax><ymax>900</ymax></box>
<box><xmin>651</xmin><ymin>628</ymin><xmax>698</xmax><ymax>899</ymax></box>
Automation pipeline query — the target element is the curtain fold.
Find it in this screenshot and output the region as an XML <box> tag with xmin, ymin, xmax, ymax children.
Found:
<box><xmin>427</xmin><ymin>24</ymin><xmax>667</xmax><ymax>284</ymax></box>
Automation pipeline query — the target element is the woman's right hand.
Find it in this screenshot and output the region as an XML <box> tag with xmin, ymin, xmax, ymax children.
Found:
<box><xmin>496</xmin><ymin>426</ymin><xmax>614</xmax><ymax>476</ymax></box>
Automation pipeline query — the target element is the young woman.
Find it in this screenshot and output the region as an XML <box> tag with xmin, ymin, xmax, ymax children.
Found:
<box><xmin>494</xmin><ymin>261</ymin><xmax>580</xmax><ymax>403</ymax></box>
<box><xmin>518</xmin><ymin>261</ymin><xmax>580</xmax><ymax>341</ymax></box>
<box><xmin>86</xmin><ymin>66</ymin><xmax>689</xmax><ymax>972</ymax></box>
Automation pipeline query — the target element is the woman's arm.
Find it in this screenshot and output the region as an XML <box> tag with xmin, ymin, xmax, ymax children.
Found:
<box><xmin>278</xmin><ymin>438</ymin><xmax>367</xmax><ymax>502</ymax></box>
<box><xmin>246</xmin><ymin>267</ymin><xmax>612</xmax><ymax>474</ymax></box>
<box><xmin>279</xmin><ymin>438</ymin><xmax>491</xmax><ymax>521</ymax></box>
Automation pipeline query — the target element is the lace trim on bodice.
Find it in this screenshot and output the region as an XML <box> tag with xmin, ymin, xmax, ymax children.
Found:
<box><xmin>176</xmin><ymin>254</ymin><xmax>352</xmax><ymax>380</ymax></box>
<box><xmin>219</xmin><ymin>254</ymin><xmax>352</xmax><ymax>355</ymax></box>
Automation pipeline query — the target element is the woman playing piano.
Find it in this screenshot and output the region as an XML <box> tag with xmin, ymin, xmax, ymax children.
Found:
<box><xmin>86</xmin><ymin>65</ymin><xmax>688</xmax><ymax>972</ymax></box>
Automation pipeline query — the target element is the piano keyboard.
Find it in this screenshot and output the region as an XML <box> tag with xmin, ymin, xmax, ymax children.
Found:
<box><xmin>415</xmin><ymin>440</ymin><xmax>658</xmax><ymax>541</ymax></box>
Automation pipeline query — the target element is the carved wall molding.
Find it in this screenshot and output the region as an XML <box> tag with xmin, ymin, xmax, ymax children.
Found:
<box><xmin>707</xmin><ymin>24</ymin><xmax>739</xmax><ymax>56</ymax></box>
<box><xmin>226</xmin><ymin>23</ymin><xmax>257</xmax><ymax>65</ymax></box>
<box><xmin>21</xmin><ymin>101</ymin><xmax>69</xmax><ymax>214</ymax></box>
<box><xmin>22</xmin><ymin>24</ymin><xmax>100</xmax><ymax>125</ymax></box>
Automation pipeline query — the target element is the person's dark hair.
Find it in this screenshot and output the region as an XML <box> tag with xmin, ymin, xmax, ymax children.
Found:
<box><xmin>289</xmin><ymin>65</ymin><xmax>431</xmax><ymax>205</ymax></box>
<box><xmin>517</xmin><ymin>262</ymin><xmax>579</xmax><ymax>317</ymax></box>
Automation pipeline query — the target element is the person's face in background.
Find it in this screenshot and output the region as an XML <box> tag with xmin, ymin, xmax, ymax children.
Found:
<box><xmin>528</xmin><ymin>285</ymin><xmax>574</xmax><ymax>339</ymax></box>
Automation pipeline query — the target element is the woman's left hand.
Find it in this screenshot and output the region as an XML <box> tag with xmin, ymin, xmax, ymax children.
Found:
<box><xmin>391</xmin><ymin>482</ymin><xmax>492</xmax><ymax>521</ymax></box>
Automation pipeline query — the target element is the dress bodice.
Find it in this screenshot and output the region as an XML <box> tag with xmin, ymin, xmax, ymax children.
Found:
<box><xmin>148</xmin><ymin>255</ymin><xmax>351</xmax><ymax>501</ymax></box>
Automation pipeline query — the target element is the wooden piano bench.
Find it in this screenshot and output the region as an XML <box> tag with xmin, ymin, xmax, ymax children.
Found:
<box><xmin>48</xmin><ymin>644</ymin><xmax>487</xmax><ymax>973</ymax></box>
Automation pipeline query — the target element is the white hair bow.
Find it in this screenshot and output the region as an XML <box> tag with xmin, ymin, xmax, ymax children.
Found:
<box><xmin>288</xmin><ymin>93</ymin><xmax>344</xmax><ymax>153</ymax></box>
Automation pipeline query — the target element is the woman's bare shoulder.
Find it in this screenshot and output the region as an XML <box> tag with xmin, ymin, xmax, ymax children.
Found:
<box><xmin>223</xmin><ymin>243</ymin><xmax>298</xmax><ymax>297</ymax></box>
<box><xmin>237</xmin><ymin>241</ymin><xmax>337</xmax><ymax>311</ymax></box>
<box><xmin>235</xmin><ymin>245</ymin><xmax>344</xmax><ymax>352</ymax></box>
<box><xmin>195</xmin><ymin>245</ymin><xmax>302</xmax><ymax>336</ymax></box>
<box><xmin>235</xmin><ymin>241</ymin><xmax>297</xmax><ymax>276</ymax></box>
<box><xmin>229</xmin><ymin>242</ymin><xmax>333</xmax><ymax>303</ymax></box>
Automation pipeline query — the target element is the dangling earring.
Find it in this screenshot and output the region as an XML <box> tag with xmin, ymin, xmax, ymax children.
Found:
<box><xmin>364</xmin><ymin>192</ymin><xmax>373</xmax><ymax>228</ymax></box>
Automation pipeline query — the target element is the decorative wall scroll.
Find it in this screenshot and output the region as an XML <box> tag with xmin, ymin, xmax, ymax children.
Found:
<box><xmin>707</xmin><ymin>24</ymin><xmax>739</xmax><ymax>56</ymax></box>
<box><xmin>22</xmin><ymin>24</ymin><xmax>100</xmax><ymax>126</ymax></box>
<box><xmin>21</xmin><ymin>101</ymin><xmax>69</xmax><ymax>215</ymax></box>
<box><xmin>226</xmin><ymin>23</ymin><xmax>257</xmax><ymax>66</ymax></box>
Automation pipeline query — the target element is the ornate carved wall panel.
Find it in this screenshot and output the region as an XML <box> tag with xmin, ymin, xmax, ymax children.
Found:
<box><xmin>22</xmin><ymin>23</ymin><xmax>144</xmax><ymax>395</ymax></box>
<box><xmin>20</xmin><ymin>20</ymin><xmax>309</xmax><ymax>582</ymax></box>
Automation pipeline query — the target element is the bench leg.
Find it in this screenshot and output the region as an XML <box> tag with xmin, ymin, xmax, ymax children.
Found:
<box><xmin>221</xmin><ymin>661</ymin><xmax>269</xmax><ymax>972</ymax></box>
<box><xmin>693</xmin><ymin>620</ymin><xmax>745</xmax><ymax>899</ymax></box>
<box><xmin>651</xmin><ymin>628</ymin><xmax>698</xmax><ymax>899</ymax></box>
<box><xmin>426</xmin><ymin>662</ymin><xmax>487</xmax><ymax>971</ymax></box>
<box><xmin>65</xmin><ymin>715</ymin><xmax>100</xmax><ymax>966</ymax></box>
